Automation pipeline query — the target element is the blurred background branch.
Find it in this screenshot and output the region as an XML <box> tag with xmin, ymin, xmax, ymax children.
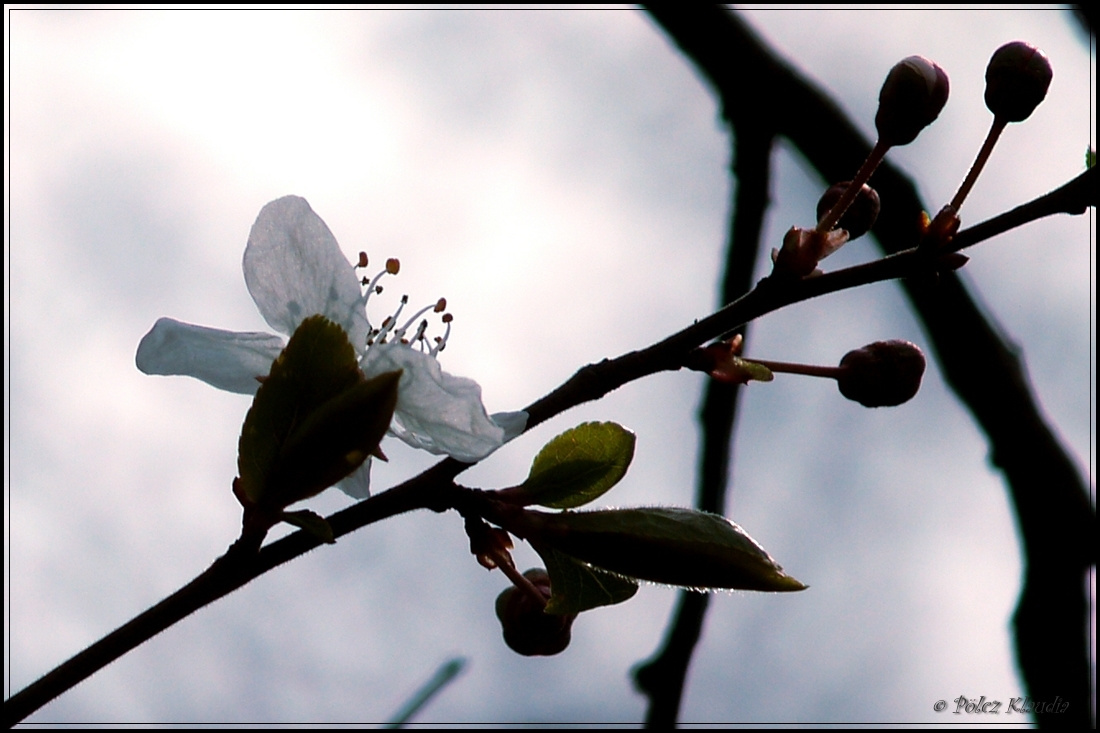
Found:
<box><xmin>642</xmin><ymin>5</ymin><xmax>1095</xmax><ymax>728</ymax></box>
<box><xmin>7</xmin><ymin>8</ymin><xmax>1092</xmax><ymax>724</ymax></box>
<box><xmin>634</xmin><ymin>123</ymin><xmax>775</xmax><ymax>727</ymax></box>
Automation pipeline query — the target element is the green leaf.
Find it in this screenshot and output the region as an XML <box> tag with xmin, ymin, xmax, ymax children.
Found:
<box><xmin>537</xmin><ymin>545</ymin><xmax>638</xmax><ymax>615</ymax></box>
<box><xmin>280</xmin><ymin>509</ymin><xmax>335</xmax><ymax>544</ymax></box>
<box><xmin>527</xmin><ymin>507</ymin><xmax>807</xmax><ymax>592</ymax></box>
<box><xmin>1087</xmin><ymin>147</ymin><xmax>1096</xmax><ymax>170</ymax></box>
<box><xmin>237</xmin><ymin>315</ymin><xmax>399</xmax><ymax>508</ymax></box>
<box><xmin>520</xmin><ymin>422</ymin><xmax>636</xmax><ymax>508</ymax></box>
<box><xmin>269</xmin><ymin>369</ymin><xmax>399</xmax><ymax>504</ymax></box>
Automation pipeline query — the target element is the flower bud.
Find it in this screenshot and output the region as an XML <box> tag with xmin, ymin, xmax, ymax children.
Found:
<box><xmin>984</xmin><ymin>41</ymin><xmax>1052</xmax><ymax>123</ymax></box>
<box><xmin>495</xmin><ymin>569</ymin><xmax>576</xmax><ymax>656</ymax></box>
<box><xmin>772</xmin><ymin>226</ymin><xmax>848</xmax><ymax>279</ymax></box>
<box><xmin>837</xmin><ymin>340</ymin><xmax>926</xmax><ymax>408</ymax></box>
<box><xmin>875</xmin><ymin>56</ymin><xmax>949</xmax><ymax>146</ymax></box>
<box><xmin>816</xmin><ymin>182</ymin><xmax>881</xmax><ymax>240</ymax></box>
<box><xmin>683</xmin><ymin>339</ymin><xmax>774</xmax><ymax>385</ymax></box>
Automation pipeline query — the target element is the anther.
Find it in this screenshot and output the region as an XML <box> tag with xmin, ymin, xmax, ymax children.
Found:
<box><xmin>395</xmin><ymin>299</ymin><xmax>445</xmax><ymax>341</ymax></box>
<box><xmin>431</xmin><ymin>318</ymin><xmax>452</xmax><ymax>356</ymax></box>
<box><xmin>356</xmin><ymin>254</ymin><xmax>454</xmax><ymax>356</ymax></box>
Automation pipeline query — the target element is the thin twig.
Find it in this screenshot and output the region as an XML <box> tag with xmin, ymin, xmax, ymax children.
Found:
<box><xmin>383</xmin><ymin>657</ymin><xmax>467</xmax><ymax>728</ymax></box>
<box><xmin>948</xmin><ymin>166</ymin><xmax>1097</xmax><ymax>252</ymax></box>
<box><xmin>5</xmin><ymin>160</ymin><xmax>1089</xmax><ymax>730</ymax></box>
<box><xmin>3</xmin><ymin>467</ymin><xmax>457</xmax><ymax>727</ymax></box>
<box><xmin>642</xmin><ymin>5</ymin><xmax>1095</xmax><ymax>729</ymax></box>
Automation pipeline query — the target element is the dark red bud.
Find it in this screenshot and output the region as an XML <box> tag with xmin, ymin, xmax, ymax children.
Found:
<box><xmin>816</xmin><ymin>182</ymin><xmax>881</xmax><ymax>240</ymax></box>
<box><xmin>495</xmin><ymin>569</ymin><xmax>576</xmax><ymax>656</ymax></box>
<box><xmin>984</xmin><ymin>41</ymin><xmax>1052</xmax><ymax>123</ymax></box>
<box><xmin>875</xmin><ymin>56</ymin><xmax>950</xmax><ymax>146</ymax></box>
<box><xmin>837</xmin><ymin>340</ymin><xmax>926</xmax><ymax>408</ymax></box>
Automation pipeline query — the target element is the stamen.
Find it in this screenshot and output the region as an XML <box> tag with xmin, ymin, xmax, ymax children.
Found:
<box><xmin>374</xmin><ymin>295</ymin><xmax>408</xmax><ymax>343</ymax></box>
<box><xmin>362</xmin><ymin>270</ymin><xmax>388</xmax><ymax>303</ymax></box>
<box><xmin>395</xmin><ymin>299</ymin><xmax>448</xmax><ymax>341</ymax></box>
<box><xmin>412</xmin><ymin>319</ymin><xmax>429</xmax><ymax>348</ymax></box>
<box><xmin>361</xmin><ymin>259</ymin><xmax>400</xmax><ymax>329</ymax></box>
<box><xmin>430</xmin><ymin>316</ymin><xmax>453</xmax><ymax>356</ymax></box>
<box><xmin>356</xmin><ymin>254</ymin><xmax>453</xmax><ymax>357</ymax></box>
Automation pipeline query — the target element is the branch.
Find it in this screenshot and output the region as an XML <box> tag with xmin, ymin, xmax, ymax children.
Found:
<box><xmin>8</xmin><ymin>132</ymin><xmax>1092</xmax><ymax>729</ymax></box>
<box><xmin>383</xmin><ymin>656</ymin><xmax>467</xmax><ymax>728</ymax></box>
<box><xmin>948</xmin><ymin>166</ymin><xmax>1097</xmax><ymax>251</ymax></box>
<box><xmin>3</xmin><ymin>464</ymin><xmax>457</xmax><ymax>727</ymax></box>
<box><xmin>643</xmin><ymin>5</ymin><xmax>1095</xmax><ymax>728</ymax></box>
<box><xmin>633</xmin><ymin>124</ymin><xmax>776</xmax><ymax>725</ymax></box>
<box><xmin>8</xmin><ymin>164</ymin><xmax>1089</xmax><ymax>725</ymax></box>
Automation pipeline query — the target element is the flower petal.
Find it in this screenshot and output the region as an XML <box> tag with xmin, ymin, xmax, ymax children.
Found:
<box><xmin>337</xmin><ymin>458</ymin><xmax>373</xmax><ymax>500</ymax></box>
<box><xmin>491</xmin><ymin>411</ymin><xmax>529</xmax><ymax>443</ymax></box>
<box><xmin>243</xmin><ymin>196</ymin><xmax>370</xmax><ymax>348</ymax></box>
<box><xmin>361</xmin><ymin>343</ymin><xmax>508</xmax><ymax>462</ymax></box>
<box><xmin>136</xmin><ymin>317</ymin><xmax>284</xmax><ymax>395</ymax></box>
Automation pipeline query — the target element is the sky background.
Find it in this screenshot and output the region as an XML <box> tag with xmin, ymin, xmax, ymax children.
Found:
<box><xmin>6</xmin><ymin>6</ymin><xmax>1095</xmax><ymax>726</ymax></box>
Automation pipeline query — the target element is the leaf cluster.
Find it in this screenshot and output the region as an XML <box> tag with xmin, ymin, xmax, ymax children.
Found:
<box><xmin>486</xmin><ymin>422</ymin><xmax>804</xmax><ymax>619</ymax></box>
<box><xmin>236</xmin><ymin>315</ymin><xmax>400</xmax><ymax>542</ymax></box>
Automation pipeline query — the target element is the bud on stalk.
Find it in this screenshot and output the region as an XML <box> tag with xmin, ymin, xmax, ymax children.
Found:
<box><xmin>816</xmin><ymin>56</ymin><xmax>948</xmax><ymax>236</ymax></box>
<box><xmin>948</xmin><ymin>41</ymin><xmax>1053</xmax><ymax>213</ymax></box>
<box><xmin>741</xmin><ymin>340</ymin><xmax>927</xmax><ymax>408</ymax></box>
<box><xmin>837</xmin><ymin>340</ymin><xmax>926</xmax><ymax>408</ymax></box>
<box><xmin>985</xmin><ymin>41</ymin><xmax>1053</xmax><ymax>123</ymax></box>
<box><xmin>875</xmin><ymin>55</ymin><xmax>950</xmax><ymax>146</ymax></box>
<box><xmin>495</xmin><ymin>568</ymin><xmax>576</xmax><ymax>656</ymax></box>
<box><xmin>816</xmin><ymin>182</ymin><xmax>881</xmax><ymax>240</ymax></box>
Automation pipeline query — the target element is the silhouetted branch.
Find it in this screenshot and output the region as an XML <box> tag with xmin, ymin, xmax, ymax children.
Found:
<box><xmin>634</xmin><ymin>124</ymin><xmax>776</xmax><ymax>727</ymax></box>
<box><xmin>7</xmin><ymin>10</ymin><xmax>1093</xmax><ymax>726</ymax></box>
<box><xmin>948</xmin><ymin>166</ymin><xmax>1097</xmax><ymax>251</ymax></box>
<box><xmin>644</xmin><ymin>5</ymin><xmax>1095</xmax><ymax>728</ymax></box>
<box><xmin>3</xmin><ymin>464</ymin><xmax>457</xmax><ymax>727</ymax></box>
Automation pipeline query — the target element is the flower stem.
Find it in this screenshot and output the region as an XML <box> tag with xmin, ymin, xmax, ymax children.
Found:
<box><xmin>746</xmin><ymin>358</ymin><xmax>842</xmax><ymax>380</ymax></box>
<box><xmin>815</xmin><ymin>139</ymin><xmax>890</xmax><ymax>233</ymax></box>
<box><xmin>497</xmin><ymin>560</ymin><xmax>549</xmax><ymax>609</ymax></box>
<box><xmin>949</xmin><ymin>117</ymin><xmax>1008</xmax><ymax>212</ymax></box>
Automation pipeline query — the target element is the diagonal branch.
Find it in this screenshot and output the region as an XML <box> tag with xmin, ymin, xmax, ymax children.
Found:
<box><xmin>643</xmin><ymin>5</ymin><xmax>1095</xmax><ymax>728</ymax></box>
<box><xmin>5</xmin><ymin>170</ymin><xmax>1086</xmax><ymax>726</ymax></box>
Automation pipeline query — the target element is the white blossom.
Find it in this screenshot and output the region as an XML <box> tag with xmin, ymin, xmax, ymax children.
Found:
<box><xmin>137</xmin><ymin>196</ymin><xmax>526</xmax><ymax>498</ymax></box>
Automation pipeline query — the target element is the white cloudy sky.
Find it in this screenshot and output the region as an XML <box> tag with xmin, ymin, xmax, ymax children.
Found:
<box><xmin>6</xmin><ymin>6</ymin><xmax>1095</xmax><ymax>726</ymax></box>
